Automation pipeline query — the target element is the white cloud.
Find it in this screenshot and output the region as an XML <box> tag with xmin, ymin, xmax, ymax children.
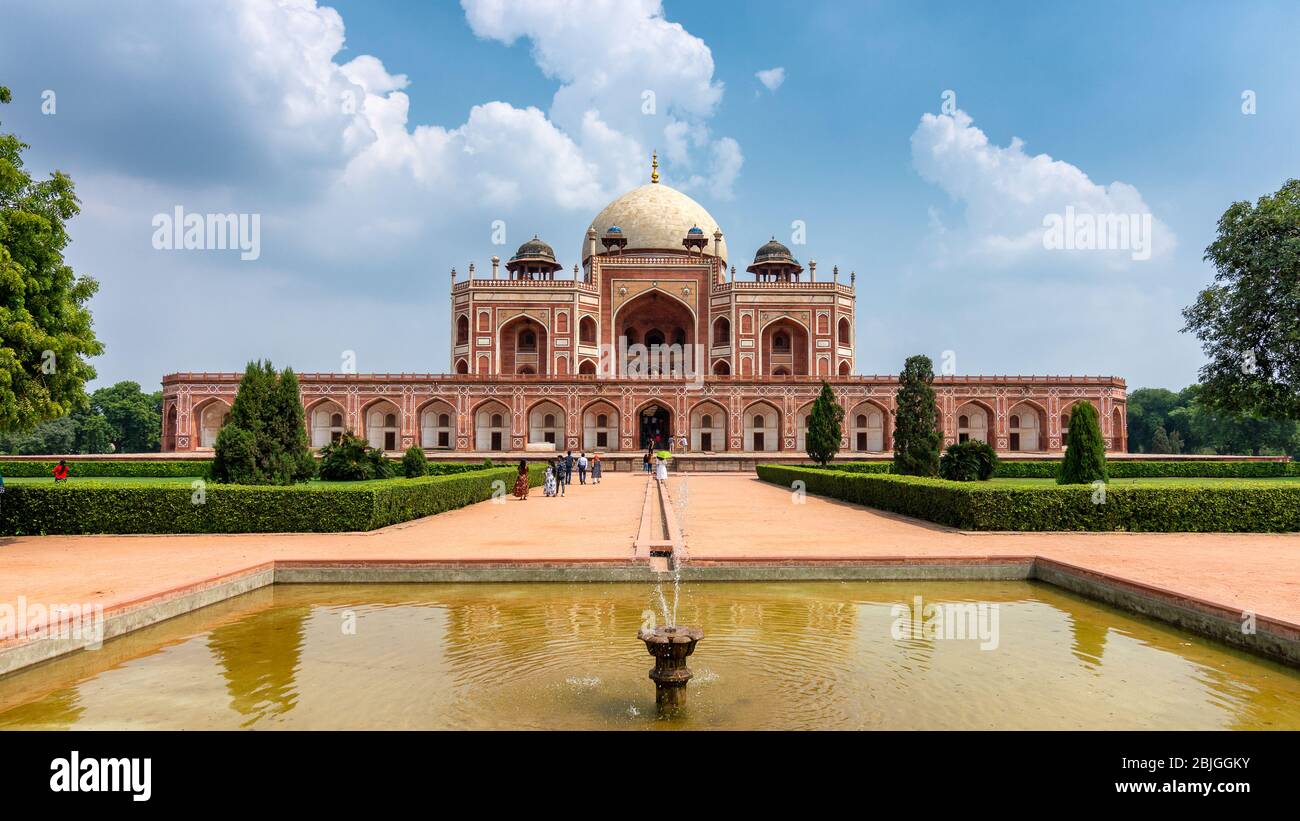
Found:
<box><xmin>755</xmin><ymin>67</ymin><xmax>785</xmax><ymax>92</ymax></box>
<box><xmin>910</xmin><ymin>108</ymin><xmax>1174</xmax><ymax>268</ymax></box>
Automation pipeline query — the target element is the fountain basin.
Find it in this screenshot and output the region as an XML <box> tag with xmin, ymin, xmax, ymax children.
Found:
<box><xmin>638</xmin><ymin>625</ymin><xmax>703</xmax><ymax>711</ymax></box>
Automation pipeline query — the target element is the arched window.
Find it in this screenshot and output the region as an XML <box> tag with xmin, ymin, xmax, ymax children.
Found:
<box><xmin>456</xmin><ymin>359</ymin><xmax>469</xmax><ymax>374</ymax></box>
<box><xmin>713</xmin><ymin>360</ymin><xmax>731</xmax><ymax>375</ymax></box>
<box><xmin>544</xmin><ymin>413</ymin><xmax>556</xmax><ymax>427</ymax></box>
<box><xmin>673</xmin><ymin>327</ymin><xmax>686</xmax><ymax>346</ymax></box>
<box><xmin>959</xmin><ymin>414</ymin><xmax>969</xmax><ymax>428</ymax></box>
<box><xmin>624</xmin><ymin>328</ymin><xmax>638</xmax><ymax>345</ymax></box>
<box><xmin>646</xmin><ymin>329</ymin><xmax>665</xmax><ymax>347</ymax></box>
<box><xmin>702</xmin><ymin>414</ymin><xmax>712</xmax><ymax>428</ymax></box>
<box><xmin>456</xmin><ymin>315</ymin><xmax>469</xmax><ymax>345</ymax></box>
<box><xmin>579</xmin><ymin>316</ymin><xmax>597</xmax><ymax>345</ymax></box>
<box><xmin>714</xmin><ymin>317</ymin><xmax>730</xmax><ymax>345</ymax></box>
<box><xmin>838</xmin><ymin>317</ymin><xmax>851</xmax><ymax>345</ymax></box>
<box><xmin>773</xmin><ymin>332</ymin><xmax>790</xmax><ymax>352</ymax></box>
<box><xmin>491</xmin><ymin>413</ymin><xmax>503</xmax><ymax>427</ymax></box>
<box><xmin>753</xmin><ymin>414</ymin><xmax>765</xmax><ymax>428</ymax></box>
<box><xmin>330</xmin><ymin>413</ymin><xmax>343</xmax><ymax>427</ymax></box>
<box><xmin>597</xmin><ymin>414</ymin><xmax>607</xmax><ymax>427</ymax></box>
<box><xmin>838</xmin><ymin>360</ymin><xmax>851</xmax><ymax>376</ymax></box>
<box><xmin>773</xmin><ymin>367</ymin><xmax>790</xmax><ymax>376</ymax></box>
<box><xmin>519</xmin><ymin>329</ymin><xmax>537</xmax><ymax>351</ymax></box>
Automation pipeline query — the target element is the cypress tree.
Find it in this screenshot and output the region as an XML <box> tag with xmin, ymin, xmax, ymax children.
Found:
<box><xmin>212</xmin><ymin>360</ymin><xmax>313</xmax><ymax>484</ymax></box>
<box><xmin>805</xmin><ymin>381</ymin><xmax>844</xmax><ymax>466</ymax></box>
<box><xmin>893</xmin><ymin>355</ymin><xmax>942</xmax><ymax>476</ymax></box>
<box><xmin>1058</xmin><ymin>401</ymin><xmax>1108</xmax><ymax>484</ymax></box>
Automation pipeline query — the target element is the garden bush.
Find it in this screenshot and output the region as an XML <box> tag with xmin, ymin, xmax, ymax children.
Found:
<box><xmin>0</xmin><ymin>459</ymin><xmax>210</xmax><ymax>478</ymax></box>
<box><xmin>830</xmin><ymin>459</ymin><xmax>1298</xmax><ymax>479</ymax></box>
<box><xmin>757</xmin><ymin>464</ymin><xmax>1300</xmax><ymax>532</ymax></box>
<box><xmin>318</xmin><ymin>433</ymin><xmax>394</xmax><ymax>481</ymax></box>
<box><xmin>1058</xmin><ymin>401</ymin><xmax>1107</xmax><ymax>485</ymax></box>
<box><xmin>939</xmin><ymin>440</ymin><xmax>998</xmax><ymax>481</ymax></box>
<box><xmin>402</xmin><ymin>445</ymin><xmax>429</xmax><ymax>478</ymax></box>
<box><xmin>0</xmin><ymin>465</ymin><xmax>547</xmax><ymax>535</ymax></box>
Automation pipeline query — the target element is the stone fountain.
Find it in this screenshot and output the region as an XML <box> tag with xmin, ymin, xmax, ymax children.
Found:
<box><xmin>638</xmin><ymin>625</ymin><xmax>703</xmax><ymax>713</ymax></box>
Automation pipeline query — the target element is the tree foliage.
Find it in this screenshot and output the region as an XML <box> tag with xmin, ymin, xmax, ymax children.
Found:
<box><xmin>1127</xmin><ymin>384</ymin><xmax>1299</xmax><ymax>457</ymax></box>
<box><xmin>1183</xmin><ymin>178</ymin><xmax>1300</xmax><ymax>420</ymax></box>
<box><xmin>893</xmin><ymin>355</ymin><xmax>941</xmax><ymax>477</ymax></box>
<box><xmin>0</xmin><ymin>86</ymin><xmax>104</xmax><ymax>432</ymax></box>
<box><xmin>210</xmin><ymin>361</ymin><xmax>314</xmax><ymax>485</ymax></box>
<box><xmin>805</xmin><ymin>381</ymin><xmax>844</xmax><ymax>466</ymax></box>
<box><xmin>402</xmin><ymin>444</ymin><xmax>428</xmax><ymax>478</ymax></box>
<box><xmin>939</xmin><ymin>439</ymin><xmax>998</xmax><ymax>481</ymax></box>
<box><xmin>318</xmin><ymin>431</ymin><xmax>394</xmax><ymax>481</ymax></box>
<box><xmin>0</xmin><ymin>380</ymin><xmax>161</xmax><ymax>454</ymax></box>
<box><xmin>1058</xmin><ymin>401</ymin><xmax>1108</xmax><ymax>485</ymax></box>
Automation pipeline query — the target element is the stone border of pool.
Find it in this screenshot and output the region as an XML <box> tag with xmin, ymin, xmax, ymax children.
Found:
<box><xmin>1</xmin><ymin>556</ymin><xmax>1296</xmax><ymax>677</ymax></box>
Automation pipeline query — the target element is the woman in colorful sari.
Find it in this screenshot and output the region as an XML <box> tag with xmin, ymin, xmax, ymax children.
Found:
<box><xmin>513</xmin><ymin>459</ymin><xmax>530</xmax><ymax>500</ymax></box>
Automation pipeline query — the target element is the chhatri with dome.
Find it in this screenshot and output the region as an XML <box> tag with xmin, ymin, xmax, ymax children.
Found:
<box><xmin>160</xmin><ymin>157</ymin><xmax>1127</xmax><ymax>460</ymax></box>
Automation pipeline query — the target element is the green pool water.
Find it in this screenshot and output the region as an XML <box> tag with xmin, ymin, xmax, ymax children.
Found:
<box><xmin>1</xmin><ymin>581</ymin><xmax>1297</xmax><ymax>730</ymax></box>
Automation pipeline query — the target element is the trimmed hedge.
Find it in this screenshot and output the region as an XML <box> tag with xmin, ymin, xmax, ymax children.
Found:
<box><xmin>821</xmin><ymin>459</ymin><xmax>1299</xmax><ymax>479</ymax></box>
<box><xmin>0</xmin><ymin>465</ymin><xmax>547</xmax><ymax>535</ymax></box>
<box><xmin>758</xmin><ymin>464</ymin><xmax>1300</xmax><ymax>532</ymax></box>
<box><xmin>0</xmin><ymin>458</ymin><xmax>503</xmax><ymax>481</ymax></box>
<box><xmin>0</xmin><ymin>460</ymin><xmax>212</xmax><ymax>478</ymax></box>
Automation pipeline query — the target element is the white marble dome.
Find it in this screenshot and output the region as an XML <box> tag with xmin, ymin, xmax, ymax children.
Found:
<box><xmin>584</xmin><ymin>182</ymin><xmax>726</xmax><ymax>263</ymax></box>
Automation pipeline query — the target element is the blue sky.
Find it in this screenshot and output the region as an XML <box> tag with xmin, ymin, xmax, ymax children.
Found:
<box><xmin>2</xmin><ymin>0</ymin><xmax>1298</xmax><ymax>391</ymax></box>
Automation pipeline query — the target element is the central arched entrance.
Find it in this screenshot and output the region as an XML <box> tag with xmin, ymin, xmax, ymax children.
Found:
<box><xmin>638</xmin><ymin>403</ymin><xmax>672</xmax><ymax>450</ymax></box>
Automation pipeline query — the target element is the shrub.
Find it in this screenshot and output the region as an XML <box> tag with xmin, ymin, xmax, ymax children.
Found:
<box><xmin>1058</xmin><ymin>402</ymin><xmax>1108</xmax><ymax>485</ymax></box>
<box><xmin>0</xmin><ymin>459</ymin><xmax>210</xmax><ymax>478</ymax></box>
<box><xmin>893</xmin><ymin>355</ymin><xmax>941</xmax><ymax>476</ymax></box>
<box><xmin>211</xmin><ymin>361</ymin><xmax>314</xmax><ymax>485</ymax></box>
<box><xmin>319</xmin><ymin>432</ymin><xmax>393</xmax><ymax>481</ymax></box>
<box><xmin>834</xmin><ymin>459</ymin><xmax>1298</xmax><ymax>479</ymax></box>
<box><xmin>756</xmin><ymin>464</ymin><xmax>1300</xmax><ymax>532</ymax></box>
<box><xmin>402</xmin><ymin>445</ymin><xmax>428</xmax><ymax>478</ymax></box>
<box><xmin>939</xmin><ymin>440</ymin><xmax>998</xmax><ymax>481</ymax></box>
<box><xmin>805</xmin><ymin>381</ymin><xmax>844</xmax><ymax>466</ymax></box>
<box><xmin>0</xmin><ymin>465</ymin><xmax>548</xmax><ymax>535</ymax></box>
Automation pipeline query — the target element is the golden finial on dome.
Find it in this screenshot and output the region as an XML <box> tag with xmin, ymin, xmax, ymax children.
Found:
<box><xmin>651</xmin><ymin>150</ymin><xmax>659</xmax><ymax>184</ymax></box>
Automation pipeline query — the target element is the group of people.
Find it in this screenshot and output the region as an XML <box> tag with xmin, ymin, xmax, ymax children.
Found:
<box><xmin>512</xmin><ymin>451</ymin><xmax>603</xmax><ymax>500</ymax></box>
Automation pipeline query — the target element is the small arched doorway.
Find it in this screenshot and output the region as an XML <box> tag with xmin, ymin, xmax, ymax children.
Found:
<box><xmin>638</xmin><ymin>403</ymin><xmax>672</xmax><ymax>450</ymax></box>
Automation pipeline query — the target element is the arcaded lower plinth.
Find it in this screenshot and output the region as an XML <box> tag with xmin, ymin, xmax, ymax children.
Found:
<box><xmin>638</xmin><ymin>625</ymin><xmax>703</xmax><ymax>711</ymax></box>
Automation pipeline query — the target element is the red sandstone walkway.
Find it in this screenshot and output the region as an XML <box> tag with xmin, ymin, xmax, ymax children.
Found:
<box><xmin>1</xmin><ymin>473</ymin><xmax>1298</xmax><ymax>630</ymax></box>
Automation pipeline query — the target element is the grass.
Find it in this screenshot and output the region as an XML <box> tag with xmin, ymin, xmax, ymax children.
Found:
<box><xmin>987</xmin><ymin>477</ymin><xmax>1300</xmax><ymax>488</ymax></box>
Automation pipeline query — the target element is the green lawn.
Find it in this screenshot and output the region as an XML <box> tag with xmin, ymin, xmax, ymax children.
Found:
<box><xmin>988</xmin><ymin>476</ymin><xmax>1300</xmax><ymax>489</ymax></box>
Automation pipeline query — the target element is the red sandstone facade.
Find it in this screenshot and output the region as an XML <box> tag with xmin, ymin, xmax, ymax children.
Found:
<box><xmin>160</xmin><ymin>172</ymin><xmax>1127</xmax><ymax>455</ymax></box>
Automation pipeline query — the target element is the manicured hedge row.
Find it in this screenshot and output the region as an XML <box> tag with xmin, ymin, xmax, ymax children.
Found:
<box><xmin>0</xmin><ymin>465</ymin><xmax>546</xmax><ymax>535</ymax></box>
<box><xmin>757</xmin><ymin>465</ymin><xmax>1300</xmax><ymax>532</ymax></box>
<box><xmin>821</xmin><ymin>460</ymin><xmax>1298</xmax><ymax>479</ymax></box>
<box><xmin>0</xmin><ymin>458</ymin><xmax>507</xmax><ymax>480</ymax></box>
<box><xmin>0</xmin><ymin>460</ymin><xmax>212</xmax><ymax>478</ymax></box>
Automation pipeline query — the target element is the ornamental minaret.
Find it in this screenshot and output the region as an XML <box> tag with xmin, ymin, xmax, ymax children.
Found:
<box><xmin>651</xmin><ymin>150</ymin><xmax>660</xmax><ymax>184</ymax></box>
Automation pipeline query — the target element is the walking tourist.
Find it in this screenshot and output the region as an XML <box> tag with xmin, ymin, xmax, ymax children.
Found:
<box><xmin>642</xmin><ymin>450</ymin><xmax>652</xmax><ymax>474</ymax></box>
<box><xmin>577</xmin><ymin>452</ymin><xmax>588</xmax><ymax>484</ymax></box>
<box><xmin>544</xmin><ymin>460</ymin><xmax>557</xmax><ymax>497</ymax></box>
<box><xmin>52</xmin><ymin>460</ymin><xmax>69</xmax><ymax>482</ymax></box>
<box><xmin>513</xmin><ymin>459</ymin><xmax>530</xmax><ymax>500</ymax></box>
<box><xmin>591</xmin><ymin>453</ymin><xmax>602</xmax><ymax>484</ymax></box>
<box><xmin>655</xmin><ymin>451</ymin><xmax>669</xmax><ymax>483</ymax></box>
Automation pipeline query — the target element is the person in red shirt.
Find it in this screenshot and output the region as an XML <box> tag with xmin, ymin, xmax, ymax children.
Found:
<box><xmin>52</xmin><ymin>460</ymin><xmax>69</xmax><ymax>482</ymax></box>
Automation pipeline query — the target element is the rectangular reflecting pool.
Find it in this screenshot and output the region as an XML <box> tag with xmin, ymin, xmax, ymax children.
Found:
<box><xmin>1</xmin><ymin>581</ymin><xmax>1298</xmax><ymax>730</ymax></box>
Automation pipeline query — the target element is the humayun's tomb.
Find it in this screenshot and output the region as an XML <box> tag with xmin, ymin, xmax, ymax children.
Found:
<box><xmin>160</xmin><ymin>159</ymin><xmax>1127</xmax><ymax>459</ymax></box>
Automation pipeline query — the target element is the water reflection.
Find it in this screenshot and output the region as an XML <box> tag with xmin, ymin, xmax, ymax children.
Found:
<box><xmin>0</xmin><ymin>581</ymin><xmax>1297</xmax><ymax>730</ymax></box>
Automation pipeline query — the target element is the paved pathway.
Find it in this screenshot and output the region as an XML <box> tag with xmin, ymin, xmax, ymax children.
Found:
<box><xmin>1</xmin><ymin>472</ymin><xmax>1297</xmax><ymax>629</ymax></box>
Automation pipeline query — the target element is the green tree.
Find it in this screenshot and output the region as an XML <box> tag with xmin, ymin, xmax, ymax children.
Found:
<box><xmin>1183</xmin><ymin>178</ymin><xmax>1300</xmax><ymax>421</ymax></box>
<box><xmin>319</xmin><ymin>432</ymin><xmax>393</xmax><ymax>481</ymax></box>
<box><xmin>211</xmin><ymin>361</ymin><xmax>313</xmax><ymax>485</ymax></box>
<box><xmin>1058</xmin><ymin>401</ymin><xmax>1108</xmax><ymax>484</ymax></box>
<box><xmin>91</xmin><ymin>381</ymin><xmax>161</xmax><ymax>452</ymax></box>
<box><xmin>893</xmin><ymin>355</ymin><xmax>941</xmax><ymax>477</ymax></box>
<box><xmin>1149</xmin><ymin>422</ymin><xmax>1173</xmax><ymax>454</ymax></box>
<box><xmin>0</xmin><ymin>86</ymin><xmax>104</xmax><ymax>432</ymax></box>
<box><xmin>402</xmin><ymin>445</ymin><xmax>428</xmax><ymax>478</ymax></box>
<box><xmin>804</xmin><ymin>381</ymin><xmax>844</xmax><ymax>466</ymax></box>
